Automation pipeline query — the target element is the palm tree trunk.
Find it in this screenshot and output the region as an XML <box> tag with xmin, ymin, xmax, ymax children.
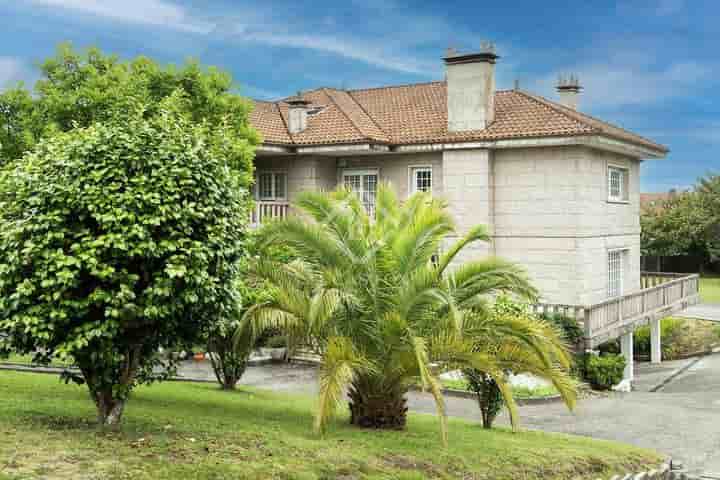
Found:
<box><xmin>347</xmin><ymin>374</ymin><xmax>408</xmax><ymax>429</ymax></box>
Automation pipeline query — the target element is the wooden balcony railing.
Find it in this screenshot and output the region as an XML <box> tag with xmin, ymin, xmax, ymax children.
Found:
<box><xmin>250</xmin><ymin>201</ymin><xmax>290</xmax><ymax>227</ymax></box>
<box><xmin>533</xmin><ymin>272</ymin><xmax>700</xmax><ymax>348</ymax></box>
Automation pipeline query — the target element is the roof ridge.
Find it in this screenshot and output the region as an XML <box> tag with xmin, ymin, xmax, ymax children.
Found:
<box><xmin>347</xmin><ymin>80</ymin><xmax>444</xmax><ymax>94</ymax></box>
<box><xmin>346</xmin><ymin>89</ymin><xmax>392</xmax><ymax>143</ymax></box>
<box><xmin>515</xmin><ymin>90</ymin><xmax>666</xmax><ymax>151</ymax></box>
<box><xmin>321</xmin><ymin>88</ymin><xmax>372</xmax><ymax>142</ymax></box>
<box><xmin>513</xmin><ymin>90</ymin><xmax>597</xmax><ymax>131</ymax></box>
<box><xmin>275</xmin><ymin>102</ymin><xmax>295</xmax><ymax>145</ymax></box>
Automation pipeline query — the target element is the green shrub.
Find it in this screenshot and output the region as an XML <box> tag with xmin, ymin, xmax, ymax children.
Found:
<box><xmin>585</xmin><ymin>354</ymin><xmax>626</xmax><ymax>390</ymax></box>
<box><xmin>634</xmin><ymin>318</ymin><xmax>683</xmax><ymax>359</ymax></box>
<box><xmin>462</xmin><ymin>369</ymin><xmax>504</xmax><ymax>429</ymax></box>
<box><xmin>540</xmin><ymin>313</ymin><xmax>585</xmax><ymax>348</ymax></box>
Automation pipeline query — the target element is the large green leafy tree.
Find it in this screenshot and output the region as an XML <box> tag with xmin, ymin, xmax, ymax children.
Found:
<box><xmin>0</xmin><ymin>94</ymin><xmax>253</xmax><ymax>426</ymax></box>
<box><xmin>0</xmin><ymin>43</ymin><xmax>258</xmax><ymax>164</ymax></box>
<box><xmin>244</xmin><ymin>186</ymin><xmax>576</xmax><ymax>443</ymax></box>
<box><xmin>641</xmin><ymin>174</ymin><xmax>720</xmax><ymax>267</ymax></box>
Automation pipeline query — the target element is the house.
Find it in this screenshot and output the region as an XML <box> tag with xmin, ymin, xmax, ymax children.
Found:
<box><xmin>248</xmin><ymin>46</ymin><xmax>699</xmax><ymax>380</ymax></box>
<box><xmin>640</xmin><ymin>191</ymin><xmax>678</xmax><ymax>212</ymax></box>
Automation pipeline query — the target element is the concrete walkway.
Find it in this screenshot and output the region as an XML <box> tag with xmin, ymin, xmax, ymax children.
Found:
<box><xmin>677</xmin><ymin>303</ymin><xmax>720</xmax><ymax>323</ymax></box>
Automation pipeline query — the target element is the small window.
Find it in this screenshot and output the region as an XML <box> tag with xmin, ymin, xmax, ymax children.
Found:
<box><xmin>411</xmin><ymin>166</ymin><xmax>432</xmax><ymax>194</ymax></box>
<box><xmin>608</xmin><ymin>166</ymin><xmax>629</xmax><ymax>202</ymax></box>
<box><xmin>256</xmin><ymin>172</ymin><xmax>287</xmax><ymax>200</ymax></box>
<box><xmin>607</xmin><ymin>249</ymin><xmax>627</xmax><ymax>298</ymax></box>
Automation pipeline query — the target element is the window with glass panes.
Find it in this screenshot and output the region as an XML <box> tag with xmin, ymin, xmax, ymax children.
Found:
<box><xmin>411</xmin><ymin>166</ymin><xmax>432</xmax><ymax>194</ymax></box>
<box><xmin>607</xmin><ymin>249</ymin><xmax>626</xmax><ymax>298</ymax></box>
<box><xmin>343</xmin><ymin>170</ymin><xmax>378</xmax><ymax>217</ymax></box>
<box><xmin>608</xmin><ymin>166</ymin><xmax>628</xmax><ymax>202</ymax></box>
<box><xmin>256</xmin><ymin>172</ymin><xmax>287</xmax><ymax>200</ymax></box>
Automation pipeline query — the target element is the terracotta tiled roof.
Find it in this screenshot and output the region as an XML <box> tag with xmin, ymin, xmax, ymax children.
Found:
<box><xmin>250</xmin><ymin>82</ymin><xmax>667</xmax><ymax>153</ymax></box>
<box><xmin>641</xmin><ymin>192</ymin><xmax>678</xmax><ymax>212</ymax></box>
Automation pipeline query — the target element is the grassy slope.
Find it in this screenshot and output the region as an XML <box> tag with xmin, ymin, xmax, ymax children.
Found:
<box><xmin>0</xmin><ymin>371</ymin><xmax>659</xmax><ymax>480</ymax></box>
<box><xmin>700</xmin><ymin>276</ymin><xmax>720</xmax><ymax>303</ymax></box>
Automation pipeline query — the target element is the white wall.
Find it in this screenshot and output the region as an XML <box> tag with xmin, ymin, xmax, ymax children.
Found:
<box><xmin>256</xmin><ymin>146</ymin><xmax>643</xmax><ymax>306</ymax></box>
<box><xmin>493</xmin><ymin>146</ymin><xmax>641</xmax><ymax>304</ymax></box>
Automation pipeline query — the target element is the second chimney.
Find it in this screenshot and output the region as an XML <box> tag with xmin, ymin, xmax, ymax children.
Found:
<box><xmin>287</xmin><ymin>93</ymin><xmax>311</xmax><ymax>134</ymax></box>
<box><xmin>444</xmin><ymin>42</ymin><xmax>499</xmax><ymax>132</ymax></box>
<box><xmin>556</xmin><ymin>74</ymin><xmax>582</xmax><ymax>110</ymax></box>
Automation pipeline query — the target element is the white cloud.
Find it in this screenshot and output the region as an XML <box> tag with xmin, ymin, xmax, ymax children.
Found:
<box><xmin>532</xmin><ymin>58</ymin><xmax>711</xmax><ymax>111</ymax></box>
<box><xmin>0</xmin><ymin>57</ymin><xmax>33</xmax><ymax>88</ymax></box>
<box><xmin>237</xmin><ymin>31</ymin><xmax>434</xmax><ymax>75</ymax></box>
<box><xmin>23</xmin><ymin>0</ymin><xmax>213</xmax><ymax>33</ymax></box>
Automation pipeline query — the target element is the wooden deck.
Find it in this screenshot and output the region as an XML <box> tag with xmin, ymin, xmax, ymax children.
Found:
<box><xmin>534</xmin><ymin>272</ymin><xmax>701</xmax><ymax>348</ymax></box>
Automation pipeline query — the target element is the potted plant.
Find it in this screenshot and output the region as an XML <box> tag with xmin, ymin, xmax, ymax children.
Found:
<box><xmin>265</xmin><ymin>335</ymin><xmax>287</xmax><ymax>362</ymax></box>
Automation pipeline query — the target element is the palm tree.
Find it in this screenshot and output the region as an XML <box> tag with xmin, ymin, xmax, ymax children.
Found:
<box><xmin>242</xmin><ymin>185</ymin><xmax>576</xmax><ymax>442</ymax></box>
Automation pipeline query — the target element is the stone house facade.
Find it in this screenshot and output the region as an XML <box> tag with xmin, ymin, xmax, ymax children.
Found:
<box><xmin>247</xmin><ymin>47</ymin><xmax>667</xmax><ymax>307</ymax></box>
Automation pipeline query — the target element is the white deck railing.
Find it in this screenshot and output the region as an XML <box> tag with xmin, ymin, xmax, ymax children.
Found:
<box><xmin>534</xmin><ymin>272</ymin><xmax>700</xmax><ymax>348</ymax></box>
<box><xmin>250</xmin><ymin>201</ymin><xmax>290</xmax><ymax>227</ymax></box>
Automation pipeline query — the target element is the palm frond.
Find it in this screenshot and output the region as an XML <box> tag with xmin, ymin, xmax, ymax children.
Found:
<box><xmin>410</xmin><ymin>335</ymin><xmax>448</xmax><ymax>446</ymax></box>
<box><xmin>315</xmin><ymin>337</ymin><xmax>366</xmax><ymax>435</ymax></box>
<box><xmin>437</xmin><ymin>224</ymin><xmax>490</xmax><ymax>275</ymax></box>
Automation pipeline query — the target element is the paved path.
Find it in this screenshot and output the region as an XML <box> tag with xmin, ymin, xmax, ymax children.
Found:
<box><xmin>677</xmin><ymin>303</ymin><xmax>720</xmax><ymax>322</ymax></box>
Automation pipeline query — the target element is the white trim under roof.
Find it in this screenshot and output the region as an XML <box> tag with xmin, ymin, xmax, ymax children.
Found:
<box><xmin>256</xmin><ymin>134</ymin><xmax>666</xmax><ymax>159</ymax></box>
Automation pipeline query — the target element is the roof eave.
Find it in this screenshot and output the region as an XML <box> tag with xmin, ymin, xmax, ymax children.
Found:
<box><xmin>257</xmin><ymin>134</ymin><xmax>667</xmax><ymax>159</ymax></box>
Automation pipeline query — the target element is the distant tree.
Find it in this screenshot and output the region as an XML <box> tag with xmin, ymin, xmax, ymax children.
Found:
<box><xmin>0</xmin><ymin>43</ymin><xmax>259</xmax><ymax>165</ymax></box>
<box><xmin>0</xmin><ymin>95</ymin><xmax>254</xmax><ymax>427</ymax></box>
<box><xmin>0</xmin><ymin>86</ymin><xmax>43</xmax><ymax>162</ymax></box>
<box><xmin>641</xmin><ymin>174</ymin><xmax>720</xmax><ymax>267</ymax></box>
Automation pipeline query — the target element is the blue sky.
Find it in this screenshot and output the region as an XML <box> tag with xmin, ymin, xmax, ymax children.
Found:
<box><xmin>0</xmin><ymin>0</ymin><xmax>718</xmax><ymax>192</ymax></box>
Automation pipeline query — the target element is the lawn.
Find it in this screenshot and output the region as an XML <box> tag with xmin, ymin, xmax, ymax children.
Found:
<box><xmin>700</xmin><ymin>276</ymin><xmax>720</xmax><ymax>303</ymax></box>
<box><xmin>0</xmin><ymin>371</ymin><xmax>660</xmax><ymax>480</ymax></box>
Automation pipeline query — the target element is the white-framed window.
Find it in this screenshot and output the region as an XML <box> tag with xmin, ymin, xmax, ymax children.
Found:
<box><xmin>342</xmin><ymin>169</ymin><xmax>378</xmax><ymax>217</ymax></box>
<box><xmin>607</xmin><ymin>166</ymin><xmax>629</xmax><ymax>203</ymax></box>
<box><xmin>607</xmin><ymin>249</ymin><xmax>628</xmax><ymax>298</ymax></box>
<box><xmin>410</xmin><ymin>166</ymin><xmax>433</xmax><ymax>194</ymax></box>
<box><xmin>256</xmin><ymin>172</ymin><xmax>287</xmax><ymax>201</ymax></box>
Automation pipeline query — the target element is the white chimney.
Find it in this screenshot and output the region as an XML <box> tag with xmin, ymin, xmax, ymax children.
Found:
<box><xmin>287</xmin><ymin>93</ymin><xmax>311</xmax><ymax>134</ymax></box>
<box><xmin>556</xmin><ymin>74</ymin><xmax>582</xmax><ymax>110</ymax></box>
<box><xmin>444</xmin><ymin>42</ymin><xmax>499</xmax><ymax>132</ymax></box>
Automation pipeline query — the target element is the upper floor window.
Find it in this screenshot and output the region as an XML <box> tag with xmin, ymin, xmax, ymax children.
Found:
<box><xmin>608</xmin><ymin>166</ymin><xmax>629</xmax><ymax>203</ymax></box>
<box><xmin>410</xmin><ymin>166</ymin><xmax>433</xmax><ymax>194</ymax></box>
<box><xmin>256</xmin><ymin>172</ymin><xmax>287</xmax><ymax>201</ymax></box>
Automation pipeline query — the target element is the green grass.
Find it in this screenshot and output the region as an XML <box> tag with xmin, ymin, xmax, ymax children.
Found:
<box><xmin>700</xmin><ymin>276</ymin><xmax>720</xmax><ymax>303</ymax></box>
<box><xmin>0</xmin><ymin>371</ymin><xmax>660</xmax><ymax>480</ymax></box>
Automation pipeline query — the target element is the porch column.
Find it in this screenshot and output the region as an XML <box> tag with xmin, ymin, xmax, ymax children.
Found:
<box><xmin>650</xmin><ymin>317</ymin><xmax>662</xmax><ymax>364</ymax></box>
<box><xmin>620</xmin><ymin>331</ymin><xmax>634</xmax><ymax>382</ymax></box>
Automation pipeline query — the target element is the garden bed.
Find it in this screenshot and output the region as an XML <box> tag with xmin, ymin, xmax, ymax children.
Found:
<box><xmin>0</xmin><ymin>370</ymin><xmax>661</xmax><ymax>480</ymax></box>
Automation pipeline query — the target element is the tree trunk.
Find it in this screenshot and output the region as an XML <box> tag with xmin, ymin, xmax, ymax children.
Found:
<box><xmin>78</xmin><ymin>345</ymin><xmax>141</xmax><ymax>429</ymax></box>
<box><xmin>347</xmin><ymin>374</ymin><xmax>408</xmax><ymax>430</ymax></box>
<box><xmin>95</xmin><ymin>393</ymin><xmax>126</xmax><ymax>428</ymax></box>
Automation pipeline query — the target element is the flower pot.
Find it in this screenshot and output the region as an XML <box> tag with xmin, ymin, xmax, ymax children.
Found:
<box><xmin>193</xmin><ymin>352</ymin><xmax>205</xmax><ymax>361</ymax></box>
